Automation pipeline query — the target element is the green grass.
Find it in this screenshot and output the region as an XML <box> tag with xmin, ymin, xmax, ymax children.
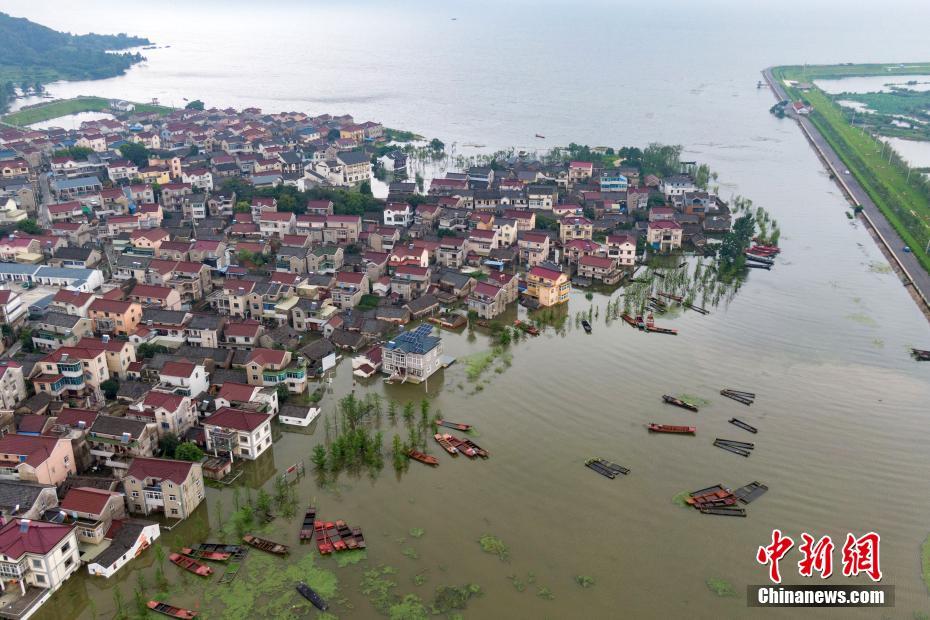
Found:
<box><xmin>921</xmin><ymin>534</ymin><xmax>930</xmax><ymax>593</ymax></box>
<box><xmin>776</xmin><ymin>62</ymin><xmax>930</xmax><ymax>80</ymax></box>
<box><xmin>772</xmin><ymin>65</ymin><xmax>930</xmax><ymax>276</ymax></box>
<box><xmin>2</xmin><ymin>95</ymin><xmax>174</xmax><ymax>126</ymax></box>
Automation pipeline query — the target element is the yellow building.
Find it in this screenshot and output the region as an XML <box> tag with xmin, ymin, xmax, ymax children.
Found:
<box><xmin>526</xmin><ymin>265</ymin><xmax>570</xmax><ymax>306</ymax></box>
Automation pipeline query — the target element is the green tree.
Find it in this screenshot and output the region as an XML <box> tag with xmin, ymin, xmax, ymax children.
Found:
<box><xmin>16</xmin><ymin>219</ymin><xmax>42</xmax><ymax>235</ymax></box>
<box><xmin>100</xmin><ymin>378</ymin><xmax>119</xmax><ymax>400</ymax></box>
<box><xmin>234</xmin><ymin>200</ymin><xmax>251</xmax><ymax>213</ymax></box>
<box><xmin>327</xmin><ymin>128</ymin><xmax>341</xmax><ymax>141</ymax></box>
<box><xmin>175</xmin><ymin>442</ymin><xmax>205</xmax><ymax>462</ymax></box>
<box><xmin>185</xmin><ymin>99</ymin><xmax>205</xmax><ymax>110</ymax></box>
<box><xmin>359</xmin><ymin>180</ymin><xmax>372</xmax><ymax>196</ymax></box>
<box><xmin>158</xmin><ymin>433</ymin><xmax>179</xmax><ymax>458</ymax></box>
<box><xmin>118</xmin><ymin>142</ymin><xmax>150</xmax><ymax>168</ymax></box>
<box><xmin>642</xmin><ymin>143</ymin><xmax>683</xmax><ymax>177</ymax></box>
<box><xmin>429</xmin><ymin>138</ymin><xmax>445</xmax><ymax>152</ymax></box>
<box><xmin>256</xmin><ymin>488</ymin><xmax>273</xmax><ymax>514</ymax></box>
<box><xmin>136</xmin><ymin>343</ymin><xmax>168</xmax><ymax>359</ymax></box>
<box><xmin>18</xmin><ymin>328</ymin><xmax>35</xmax><ymax>352</ymax></box>
<box><xmin>311</xmin><ymin>444</ymin><xmax>327</xmax><ymax>469</ymax></box>
<box><xmin>276</xmin><ymin>384</ymin><xmax>290</xmax><ymax>404</ymax></box>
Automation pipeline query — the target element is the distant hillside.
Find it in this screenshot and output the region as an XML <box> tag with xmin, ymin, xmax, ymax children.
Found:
<box><xmin>0</xmin><ymin>12</ymin><xmax>151</xmax><ymax>109</ymax></box>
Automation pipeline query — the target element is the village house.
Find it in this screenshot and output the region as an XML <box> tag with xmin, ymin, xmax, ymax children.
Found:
<box><xmin>203</xmin><ymin>407</ymin><xmax>274</xmax><ymax>461</ymax></box>
<box><xmin>568</xmin><ymin>161</ymin><xmax>594</xmax><ymax>182</ymax></box>
<box><xmin>526</xmin><ymin>265</ymin><xmax>570</xmax><ymax>307</ymax></box>
<box><xmin>332</xmin><ymin>271</ymin><xmax>369</xmax><ymax>310</ymax></box>
<box><xmin>559</xmin><ymin>215</ymin><xmax>593</xmax><ymax>244</ymax></box>
<box><xmin>578</xmin><ymin>254</ymin><xmax>622</xmax><ymax>285</ymax></box>
<box><xmin>599</xmin><ymin>169</ymin><xmax>629</xmax><ymax>192</ymax></box>
<box><xmin>0</xmin><ymin>434</ymin><xmax>75</xmax><ymax>486</ymax></box>
<box><xmin>517</xmin><ymin>231</ymin><xmax>551</xmax><ymax>267</ymax></box>
<box><xmin>128</xmin><ymin>284</ymin><xmax>182</xmax><ymax>311</ymax></box>
<box><xmin>391</xmin><ymin>265</ymin><xmax>431</xmax><ymax>301</ymax></box>
<box><xmin>659</xmin><ymin>174</ymin><xmax>697</xmax><ymax>199</ymax></box>
<box><xmin>123</xmin><ymin>457</ymin><xmax>205</xmax><ymax>520</ymax></box>
<box><xmin>32</xmin><ymin>346</ymin><xmax>109</xmax><ymax>401</ymax></box>
<box><xmin>381</xmin><ymin>325</ymin><xmax>444</xmax><ymax>384</ymax></box>
<box><xmin>59</xmin><ymin>487</ymin><xmax>126</xmax><ymax>545</ymax></box>
<box><xmin>128</xmin><ymin>391</ymin><xmax>198</xmax><ymax>438</ymax></box>
<box><xmin>0</xmin><ymin>361</ymin><xmax>27</xmax><ymax>410</ymax></box>
<box><xmin>214</xmin><ymin>382</ymin><xmax>279</xmax><ymax>417</ymax></box>
<box><xmin>0</xmin><ymin>518</ymin><xmax>82</xmax><ymax>615</ymax></box>
<box><xmin>244</xmin><ymin>348</ymin><xmax>308</xmax><ymax>394</ymax></box>
<box><xmin>87</xmin><ymin>415</ymin><xmax>158</xmax><ymax>473</ymax></box>
<box><xmin>647</xmin><ymin>220</ymin><xmax>683</xmax><ymax>252</ymax></box>
<box><xmin>0</xmin><ymin>287</ymin><xmax>27</xmax><ymax>326</ymax></box>
<box><xmin>466</xmin><ymin>228</ymin><xmax>499</xmax><ymax>256</ymax></box>
<box><xmin>50</xmin><ymin>289</ymin><xmax>94</xmax><ymax>317</ymax></box>
<box><xmin>86</xmin><ymin>519</ymin><xmax>161</xmax><ymax>579</ymax></box>
<box><xmin>76</xmin><ymin>336</ymin><xmax>136</xmax><ymax>381</ymax></box>
<box><xmin>606</xmin><ymin>233</ymin><xmax>637</xmax><ymax>267</ymax></box>
<box><xmin>158</xmin><ymin>361</ymin><xmax>209</xmax><ymax>398</ymax></box>
<box><xmin>0</xmin><ymin>480</ymin><xmax>59</xmax><ymax>521</ymax></box>
<box><xmin>88</xmin><ymin>298</ymin><xmax>143</xmax><ymax>336</ymax></box>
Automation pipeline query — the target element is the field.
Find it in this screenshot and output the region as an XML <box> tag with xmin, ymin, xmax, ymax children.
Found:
<box><xmin>773</xmin><ymin>64</ymin><xmax>930</xmax><ymax>275</ymax></box>
<box><xmin>777</xmin><ymin>62</ymin><xmax>930</xmax><ymax>80</ymax></box>
<box><xmin>1</xmin><ymin>96</ymin><xmax>174</xmax><ymax>126</ymax></box>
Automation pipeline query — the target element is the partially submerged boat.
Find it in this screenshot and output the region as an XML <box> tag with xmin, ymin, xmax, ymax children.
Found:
<box><xmin>433</xmin><ymin>433</ymin><xmax>458</xmax><ymax>455</ymax></box>
<box><xmin>181</xmin><ymin>547</ymin><xmax>230</xmax><ymax>561</ymax></box>
<box><xmin>436</xmin><ymin>419</ymin><xmax>472</xmax><ymax>431</ymax></box>
<box><xmin>407</xmin><ymin>449</ymin><xmax>440</xmax><ymax>465</ymax></box>
<box><xmin>243</xmin><ymin>534</ymin><xmax>289</xmax><ymax>556</ymax></box>
<box><xmin>647</xmin><ymin>423</ymin><xmax>696</xmax><ymax>434</ymax></box>
<box><xmin>169</xmin><ymin>553</ymin><xmax>213</xmax><ymax>576</ymax></box>
<box><xmin>662</xmin><ymin>395</ymin><xmax>698</xmax><ymax>412</ymax></box>
<box><xmin>147</xmin><ymin>601</ymin><xmax>198</xmax><ymax>619</ymax></box>
<box><xmin>296</xmin><ymin>582</ymin><xmax>328</xmax><ymax>611</ymax></box>
<box><xmin>581</xmin><ymin>319</ymin><xmax>592</xmax><ymax>333</ymax></box>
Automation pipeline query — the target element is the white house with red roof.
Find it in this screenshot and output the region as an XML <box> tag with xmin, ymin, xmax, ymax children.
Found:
<box><xmin>646</xmin><ymin>220</ymin><xmax>683</xmax><ymax>252</ymax></box>
<box><xmin>383</xmin><ymin>202</ymin><xmax>413</xmax><ymax>227</ymax></box>
<box><xmin>215</xmin><ymin>382</ymin><xmax>279</xmax><ymax>417</ymax></box>
<box><xmin>606</xmin><ymin>234</ymin><xmax>637</xmax><ymax>267</ymax></box>
<box><xmin>0</xmin><ymin>518</ymin><xmax>81</xmax><ymax>613</ymax></box>
<box><xmin>578</xmin><ymin>254</ymin><xmax>622</xmax><ymax>285</ymax></box>
<box><xmin>203</xmin><ymin>407</ymin><xmax>273</xmax><ymax>461</ymax></box>
<box><xmin>244</xmin><ymin>348</ymin><xmax>308</xmax><ymax>394</ymax></box>
<box><xmin>158</xmin><ymin>361</ymin><xmax>209</xmax><ymax>399</ymax></box>
<box><xmin>59</xmin><ymin>487</ymin><xmax>126</xmax><ymax>544</ymax></box>
<box><xmin>0</xmin><ymin>360</ymin><xmax>27</xmax><ymax>410</ymax></box>
<box><xmin>0</xmin><ymin>286</ymin><xmax>27</xmax><ymax>326</ymax></box>
<box><xmin>128</xmin><ymin>391</ymin><xmax>198</xmax><ymax>438</ymax></box>
<box><xmin>259</xmin><ymin>211</ymin><xmax>296</xmax><ymax>238</ymax></box>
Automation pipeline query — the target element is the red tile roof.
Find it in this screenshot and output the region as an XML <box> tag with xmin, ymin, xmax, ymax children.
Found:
<box><xmin>217</xmin><ymin>382</ymin><xmax>257</xmax><ymax>403</ymax></box>
<box><xmin>131</xmin><ymin>284</ymin><xmax>174</xmax><ymax>300</ymax></box>
<box><xmin>161</xmin><ymin>361</ymin><xmax>196</xmax><ymax>378</ymax></box>
<box><xmin>206</xmin><ymin>407</ymin><xmax>272</xmax><ymax>432</ymax></box>
<box><xmin>649</xmin><ymin>220</ymin><xmax>682</xmax><ymax>230</ymax></box>
<box><xmin>0</xmin><ymin>435</ymin><xmax>63</xmax><ymax>467</ymax></box>
<box><xmin>61</xmin><ymin>487</ymin><xmax>119</xmax><ymax>516</ymax></box>
<box><xmin>246</xmin><ymin>348</ymin><xmax>286</xmax><ymax>367</ymax></box>
<box><xmin>143</xmin><ymin>391</ymin><xmax>186</xmax><ymax>411</ymax></box>
<box><xmin>89</xmin><ymin>298</ymin><xmax>136</xmax><ymax>314</ymax></box>
<box><xmin>224</xmin><ymin>320</ymin><xmax>261</xmax><ymax>337</ymax></box>
<box><xmin>528</xmin><ymin>266</ymin><xmax>565</xmax><ymax>281</ymax></box>
<box><xmin>52</xmin><ymin>408</ymin><xmax>98</xmax><ymax>429</ymax></box>
<box><xmin>17</xmin><ymin>415</ymin><xmax>48</xmax><ymax>434</ymax></box>
<box><xmin>0</xmin><ymin>519</ymin><xmax>74</xmax><ymax>559</ymax></box>
<box><xmin>126</xmin><ymin>457</ymin><xmax>194</xmax><ymax>485</ymax></box>
<box><xmin>579</xmin><ymin>255</ymin><xmax>615</xmax><ymax>269</ymax></box>
<box><xmin>52</xmin><ymin>289</ymin><xmax>92</xmax><ymax>305</ymax></box>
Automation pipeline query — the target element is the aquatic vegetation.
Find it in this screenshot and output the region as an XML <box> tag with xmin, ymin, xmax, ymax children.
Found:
<box><xmin>706</xmin><ymin>577</ymin><xmax>737</xmax><ymax>597</ymax></box>
<box><xmin>389</xmin><ymin>594</ymin><xmax>429</xmax><ymax>620</ymax></box>
<box><xmin>412</xmin><ymin>571</ymin><xmax>428</xmax><ymax>586</ymax></box>
<box><xmin>478</xmin><ymin>534</ymin><xmax>509</xmax><ymax>561</ymax></box>
<box><xmin>575</xmin><ymin>575</ymin><xmax>596</xmax><ymax>588</ymax></box>
<box><xmin>402</xmin><ymin>547</ymin><xmax>420</xmax><ymax>560</ymax></box>
<box><xmin>921</xmin><ymin>534</ymin><xmax>930</xmax><ymax>593</ymax></box>
<box><xmin>508</xmin><ymin>574</ymin><xmax>526</xmax><ymax>592</ymax></box>
<box><xmin>361</xmin><ymin>565</ymin><xmax>400</xmax><ymax>613</ymax></box>
<box><xmin>846</xmin><ymin>312</ymin><xmax>879</xmax><ymax>327</ymax></box>
<box><xmin>409</xmin><ymin>527</ymin><xmax>425</xmax><ymax>538</ymax></box>
<box><xmin>869</xmin><ymin>261</ymin><xmax>893</xmax><ymax>274</ymax></box>
<box><xmin>672</xmin><ymin>491</ymin><xmax>691</xmax><ymax>508</ymax></box>
<box><xmin>432</xmin><ymin>584</ymin><xmax>483</xmax><ymax>613</ymax></box>
<box><xmin>536</xmin><ymin>586</ymin><xmax>555</xmax><ymax>600</ymax></box>
<box><xmin>336</xmin><ymin>549</ymin><xmax>368</xmax><ymax>567</ymax></box>
<box><xmin>678</xmin><ymin>394</ymin><xmax>710</xmax><ymax>407</ymax></box>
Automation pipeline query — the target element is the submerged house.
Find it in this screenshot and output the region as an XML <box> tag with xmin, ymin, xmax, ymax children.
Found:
<box><xmin>381</xmin><ymin>325</ymin><xmax>443</xmax><ymax>384</ymax></box>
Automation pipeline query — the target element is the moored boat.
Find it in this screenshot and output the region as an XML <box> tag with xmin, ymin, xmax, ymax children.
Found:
<box><xmin>243</xmin><ymin>534</ymin><xmax>289</xmax><ymax>556</ymax></box>
<box><xmin>647</xmin><ymin>423</ymin><xmax>696</xmax><ymax>434</ymax></box>
<box><xmin>436</xmin><ymin>419</ymin><xmax>472</xmax><ymax>431</ymax></box>
<box><xmin>513</xmin><ymin>319</ymin><xmax>540</xmax><ymax>335</ymax></box>
<box><xmin>351</xmin><ymin>526</ymin><xmax>367</xmax><ymax>548</ymax></box>
<box><xmin>296</xmin><ymin>581</ymin><xmax>329</xmax><ymax>611</ymax></box>
<box><xmin>662</xmin><ymin>395</ymin><xmax>699</xmax><ymax>412</ymax></box>
<box><xmin>181</xmin><ymin>547</ymin><xmax>230</xmax><ymax>561</ymax></box>
<box><xmin>581</xmin><ymin>319</ymin><xmax>592</xmax><ymax>333</ymax></box>
<box><xmin>169</xmin><ymin>553</ymin><xmax>213</xmax><ymax>576</ymax></box>
<box><xmin>444</xmin><ymin>434</ymin><xmax>477</xmax><ymax>457</ymax></box>
<box><xmin>407</xmin><ymin>449</ymin><xmax>440</xmax><ymax>465</ymax></box>
<box><xmin>911</xmin><ymin>348</ymin><xmax>930</xmax><ymax>361</ymax></box>
<box><xmin>460</xmin><ymin>438</ymin><xmax>488</xmax><ymax>458</ymax></box>
<box><xmin>147</xmin><ymin>601</ymin><xmax>198</xmax><ymax>619</ymax></box>
<box><xmin>433</xmin><ymin>433</ymin><xmax>458</xmax><ymax>455</ymax></box>
<box><xmin>300</xmin><ymin>506</ymin><xmax>317</xmax><ymax>540</ymax></box>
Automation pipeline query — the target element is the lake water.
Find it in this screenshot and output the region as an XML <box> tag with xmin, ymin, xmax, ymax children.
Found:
<box><xmin>885</xmin><ymin>137</ymin><xmax>930</xmax><ymax>168</ymax></box>
<box><xmin>28</xmin><ymin>111</ymin><xmax>115</xmax><ymax>131</ymax></box>
<box><xmin>4</xmin><ymin>0</ymin><xmax>930</xmax><ymax>618</ymax></box>
<box><xmin>816</xmin><ymin>75</ymin><xmax>930</xmax><ymax>94</ymax></box>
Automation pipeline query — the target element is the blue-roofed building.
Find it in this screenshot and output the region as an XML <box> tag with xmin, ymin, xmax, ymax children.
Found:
<box><xmin>381</xmin><ymin>325</ymin><xmax>443</xmax><ymax>383</ymax></box>
<box><xmin>599</xmin><ymin>170</ymin><xmax>628</xmax><ymax>193</ymax></box>
<box><xmin>50</xmin><ymin>175</ymin><xmax>102</xmax><ymax>199</ymax></box>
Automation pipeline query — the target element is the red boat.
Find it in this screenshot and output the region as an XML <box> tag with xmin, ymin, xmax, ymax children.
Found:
<box><xmin>621</xmin><ymin>314</ymin><xmax>638</xmax><ymax>327</ymax></box>
<box><xmin>299</xmin><ymin>506</ymin><xmax>317</xmax><ymax>540</ymax></box>
<box><xmin>242</xmin><ymin>534</ymin><xmax>289</xmax><ymax>556</ymax></box>
<box><xmin>147</xmin><ymin>601</ymin><xmax>197</xmax><ymax>619</ymax></box>
<box><xmin>444</xmin><ymin>434</ymin><xmax>477</xmax><ymax>457</ymax></box>
<box><xmin>514</xmin><ymin>320</ymin><xmax>540</xmax><ymax>336</ymax></box>
<box><xmin>648</xmin><ymin>424</ymin><xmax>696</xmax><ymax>434</ymax></box>
<box><xmin>436</xmin><ymin>419</ymin><xmax>472</xmax><ymax>432</ymax></box>
<box><xmin>169</xmin><ymin>553</ymin><xmax>213</xmax><ymax>576</ymax></box>
<box><xmin>315</xmin><ymin>522</ymin><xmax>334</xmax><ymax>555</ymax></box>
<box><xmin>407</xmin><ymin>449</ymin><xmax>439</xmax><ymax>466</ymax></box>
<box><xmin>434</xmin><ymin>433</ymin><xmax>458</xmax><ymax>455</ymax></box>
<box><xmin>181</xmin><ymin>547</ymin><xmax>230</xmax><ymax>561</ymax></box>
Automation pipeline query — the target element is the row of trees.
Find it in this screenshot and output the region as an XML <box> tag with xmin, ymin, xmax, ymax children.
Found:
<box><xmin>220</xmin><ymin>178</ymin><xmax>383</xmax><ymax>216</ymax></box>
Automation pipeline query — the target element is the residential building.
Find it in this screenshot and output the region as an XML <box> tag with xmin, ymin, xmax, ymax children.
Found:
<box><xmin>559</xmin><ymin>216</ymin><xmax>593</xmax><ymax>244</ymax></box>
<box><xmin>0</xmin><ymin>519</ymin><xmax>81</xmax><ymax>614</ymax></box>
<box><xmin>244</xmin><ymin>348</ymin><xmax>308</xmax><ymax>394</ymax></box>
<box><xmin>59</xmin><ymin>487</ymin><xmax>126</xmax><ymax>545</ymax></box>
<box><xmin>32</xmin><ymin>346</ymin><xmax>109</xmax><ymax>401</ymax></box>
<box><xmin>0</xmin><ymin>435</ymin><xmax>75</xmax><ymax>485</ymax></box>
<box><xmin>517</xmin><ymin>231</ymin><xmax>551</xmax><ymax>267</ymax></box>
<box><xmin>659</xmin><ymin>174</ymin><xmax>697</xmax><ymax>199</ymax></box>
<box><xmin>578</xmin><ymin>255</ymin><xmax>622</xmax><ymax>285</ymax></box>
<box><xmin>88</xmin><ymin>299</ymin><xmax>143</xmax><ymax>337</ymax></box>
<box><xmin>381</xmin><ymin>325</ymin><xmax>443</xmax><ymax>384</ymax></box>
<box><xmin>526</xmin><ymin>265</ymin><xmax>570</xmax><ymax>307</ymax></box>
<box><xmin>128</xmin><ymin>392</ymin><xmax>198</xmax><ymax>438</ymax></box>
<box><xmin>123</xmin><ymin>457</ymin><xmax>205</xmax><ymax>520</ymax></box>
<box><xmin>87</xmin><ymin>416</ymin><xmax>157</xmax><ymax>473</ymax></box>
<box><xmin>606</xmin><ymin>233</ymin><xmax>637</xmax><ymax>267</ymax></box>
<box><xmin>86</xmin><ymin>520</ymin><xmax>161</xmax><ymax>578</ymax></box>
<box><xmin>0</xmin><ymin>480</ymin><xmax>59</xmax><ymax>521</ymax></box>
<box><xmin>0</xmin><ymin>360</ymin><xmax>26</xmax><ymax>410</ymax></box>
<box><xmin>203</xmin><ymin>407</ymin><xmax>274</xmax><ymax>461</ymax></box>
<box><xmin>647</xmin><ymin>221</ymin><xmax>683</xmax><ymax>252</ymax></box>
<box><xmin>599</xmin><ymin>169</ymin><xmax>629</xmax><ymax>192</ymax></box>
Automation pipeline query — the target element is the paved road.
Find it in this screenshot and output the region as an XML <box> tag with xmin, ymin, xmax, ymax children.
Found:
<box><xmin>762</xmin><ymin>67</ymin><xmax>930</xmax><ymax>313</ymax></box>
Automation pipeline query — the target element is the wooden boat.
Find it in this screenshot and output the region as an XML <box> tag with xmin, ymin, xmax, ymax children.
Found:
<box><xmin>911</xmin><ymin>348</ymin><xmax>930</xmax><ymax>361</ymax></box>
<box><xmin>444</xmin><ymin>434</ymin><xmax>476</xmax><ymax>457</ymax></box>
<box><xmin>723</xmin><ymin>389</ymin><xmax>756</xmax><ymax>397</ymax></box>
<box><xmin>746</xmin><ymin>263</ymin><xmax>772</xmax><ymax>270</ymax></box>
<box><xmin>593</xmin><ymin>457</ymin><xmax>629</xmax><ymax>476</ymax></box>
<box><xmin>535</xmin><ymin>133</ymin><xmax>545</xmax><ymax>139</ymax></box>
<box><xmin>585</xmin><ymin>459</ymin><xmax>617</xmax><ymax>479</ymax></box>
<box><xmin>181</xmin><ymin>547</ymin><xmax>230</xmax><ymax>561</ymax></box>
<box><xmin>196</xmin><ymin>543</ymin><xmax>242</xmax><ymax>555</ymax></box>
<box><xmin>644</xmin><ymin>313</ymin><xmax>677</xmax><ymax>335</ymax></box>
<box><xmin>728</xmin><ymin>418</ymin><xmax>758</xmax><ymax>433</ymax></box>
<box><xmin>147</xmin><ymin>601</ymin><xmax>197</xmax><ymax>619</ymax></box>
<box><xmin>300</xmin><ymin>507</ymin><xmax>317</xmax><ymax>540</ymax></box>
<box><xmin>336</xmin><ymin>521</ymin><xmax>358</xmax><ymax>549</ymax></box>
<box><xmin>433</xmin><ymin>433</ymin><xmax>458</xmax><ymax>455</ymax></box>
<box><xmin>243</xmin><ymin>534</ymin><xmax>289</xmax><ymax>556</ymax></box>
<box><xmin>296</xmin><ymin>581</ymin><xmax>329</xmax><ymax>611</ymax></box>
<box><xmin>715</xmin><ymin>438</ymin><xmax>754</xmax><ymax>449</ymax></box>
<box><xmin>621</xmin><ymin>313</ymin><xmax>638</xmax><ymax>327</ymax></box>
<box><xmin>169</xmin><ymin>553</ymin><xmax>213</xmax><ymax>576</ymax></box>
<box><xmin>662</xmin><ymin>395</ymin><xmax>698</xmax><ymax>412</ymax></box>
<box><xmin>720</xmin><ymin>390</ymin><xmax>753</xmax><ymax>405</ymax></box>
<box><xmin>700</xmin><ymin>506</ymin><xmax>747</xmax><ymax>517</ymax></box>
<box><xmin>351</xmin><ymin>526</ymin><xmax>367</xmax><ymax>548</ymax></box>
<box><xmin>407</xmin><ymin>449</ymin><xmax>439</xmax><ymax>465</ymax></box>
<box><xmin>581</xmin><ymin>319</ymin><xmax>592</xmax><ymax>333</ymax></box>
<box><xmin>436</xmin><ymin>419</ymin><xmax>472</xmax><ymax>431</ymax></box>
<box><xmin>713</xmin><ymin>441</ymin><xmax>751</xmax><ymax>457</ymax></box>
<box><xmin>734</xmin><ymin>481</ymin><xmax>769</xmax><ymax>504</ymax></box>
<box><xmin>648</xmin><ymin>423</ymin><xmax>696</xmax><ymax>434</ymax></box>
<box><xmin>315</xmin><ymin>523</ymin><xmax>334</xmax><ymax>555</ymax></box>
<box><xmin>459</xmin><ymin>438</ymin><xmax>488</xmax><ymax>458</ymax></box>
<box><xmin>658</xmin><ymin>292</ymin><xmax>683</xmax><ymax>303</ymax></box>
<box><xmin>513</xmin><ymin>319</ymin><xmax>539</xmax><ymax>335</ymax></box>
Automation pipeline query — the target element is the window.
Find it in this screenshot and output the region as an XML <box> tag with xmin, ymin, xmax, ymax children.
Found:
<box><xmin>64</xmin><ymin>557</ymin><xmax>73</xmax><ymax>569</ymax></box>
<box><xmin>169</xmin><ymin>495</ymin><xmax>176</xmax><ymax>501</ymax></box>
<box><xmin>31</xmin><ymin>559</ymin><xmax>41</xmax><ymax>569</ymax></box>
<box><xmin>62</xmin><ymin>542</ymin><xmax>70</xmax><ymax>552</ymax></box>
<box><xmin>131</xmin><ymin>491</ymin><xmax>138</xmax><ymax>498</ymax></box>
<box><xmin>34</xmin><ymin>574</ymin><xmax>45</xmax><ymax>584</ymax></box>
<box><xmin>170</xmin><ymin>508</ymin><xmax>178</xmax><ymax>515</ymax></box>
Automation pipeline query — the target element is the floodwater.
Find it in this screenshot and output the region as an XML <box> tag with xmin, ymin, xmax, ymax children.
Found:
<box><xmin>27</xmin><ymin>111</ymin><xmax>115</xmax><ymax>131</ymax></box>
<box><xmin>816</xmin><ymin>75</ymin><xmax>930</xmax><ymax>94</ymax></box>
<box><xmin>3</xmin><ymin>0</ymin><xmax>928</xmax><ymax>617</ymax></box>
<box><xmin>885</xmin><ymin>137</ymin><xmax>930</xmax><ymax>168</ymax></box>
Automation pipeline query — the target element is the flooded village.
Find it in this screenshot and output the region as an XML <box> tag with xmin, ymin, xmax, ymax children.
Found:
<box><xmin>0</xmin><ymin>99</ymin><xmax>784</xmax><ymax>619</ymax></box>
